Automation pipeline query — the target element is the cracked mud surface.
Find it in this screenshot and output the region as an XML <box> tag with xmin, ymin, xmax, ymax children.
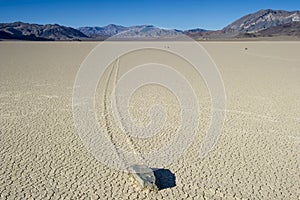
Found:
<box><xmin>0</xmin><ymin>42</ymin><xmax>299</xmax><ymax>199</ymax></box>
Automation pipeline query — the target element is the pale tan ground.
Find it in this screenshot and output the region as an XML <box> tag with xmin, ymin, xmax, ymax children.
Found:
<box><xmin>0</xmin><ymin>41</ymin><xmax>299</xmax><ymax>199</ymax></box>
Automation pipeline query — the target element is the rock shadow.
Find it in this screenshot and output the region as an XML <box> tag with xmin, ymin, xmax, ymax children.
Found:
<box><xmin>152</xmin><ymin>168</ymin><xmax>176</xmax><ymax>190</ymax></box>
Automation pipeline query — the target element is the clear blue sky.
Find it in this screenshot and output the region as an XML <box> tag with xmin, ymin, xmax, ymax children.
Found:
<box><xmin>0</xmin><ymin>0</ymin><xmax>300</xmax><ymax>30</ymax></box>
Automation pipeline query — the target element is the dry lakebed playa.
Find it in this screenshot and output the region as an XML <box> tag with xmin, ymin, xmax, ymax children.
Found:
<box><xmin>0</xmin><ymin>41</ymin><xmax>299</xmax><ymax>199</ymax></box>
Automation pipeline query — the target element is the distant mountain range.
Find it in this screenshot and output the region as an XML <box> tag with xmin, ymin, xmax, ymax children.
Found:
<box><xmin>1</xmin><ymin>9</ymin><xmax>300</xmax><ymax>41</ymax></box>
<box><xmin>223</xmin><ymin>9</ymin><xmax>300</xmax><ymax>33</ymax></box>
<box><xmin>0</xmin><ymin>22</ymin><xmax>88</xmax><ymax>41</ymax></box>
<box><xmin>255</xmin><ymin>21</ymin><xmax>300</xmax><ymax>37</ymax></box>
<box><xmin>78</xmin><ymin>24</ymin><xmax>188</xmax><ymax>39</ymax></box>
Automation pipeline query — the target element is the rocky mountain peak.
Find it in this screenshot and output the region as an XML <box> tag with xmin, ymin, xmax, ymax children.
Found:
<box><xmin>223</xmin><ymin>9</ymin><xmax>300</xmax><ymax>34</ymax></box>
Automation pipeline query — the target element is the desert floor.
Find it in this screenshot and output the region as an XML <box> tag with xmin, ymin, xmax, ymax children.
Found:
<box><xmin>0</xmin><ymin>41</ymin><xmax>299</xmax><ymax>199</ymax></box>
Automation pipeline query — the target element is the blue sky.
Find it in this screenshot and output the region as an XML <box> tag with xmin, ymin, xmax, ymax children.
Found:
<box><xmin>0</xmin><ymin>0</ymin><xmax>300</xmax><ymax>30</ymax></box>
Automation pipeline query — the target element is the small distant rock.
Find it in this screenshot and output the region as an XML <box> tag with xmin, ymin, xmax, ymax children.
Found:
<box><xmin>129</xmin><ymin>165</ymin><xmax>158</xmax><ymax>191</ymax></box>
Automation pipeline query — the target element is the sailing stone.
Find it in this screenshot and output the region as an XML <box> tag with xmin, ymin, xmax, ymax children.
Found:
<box><xmin>129</xmin><ymin>165</ymin><xmax>159</xmax><ymax>191</ymax></box>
